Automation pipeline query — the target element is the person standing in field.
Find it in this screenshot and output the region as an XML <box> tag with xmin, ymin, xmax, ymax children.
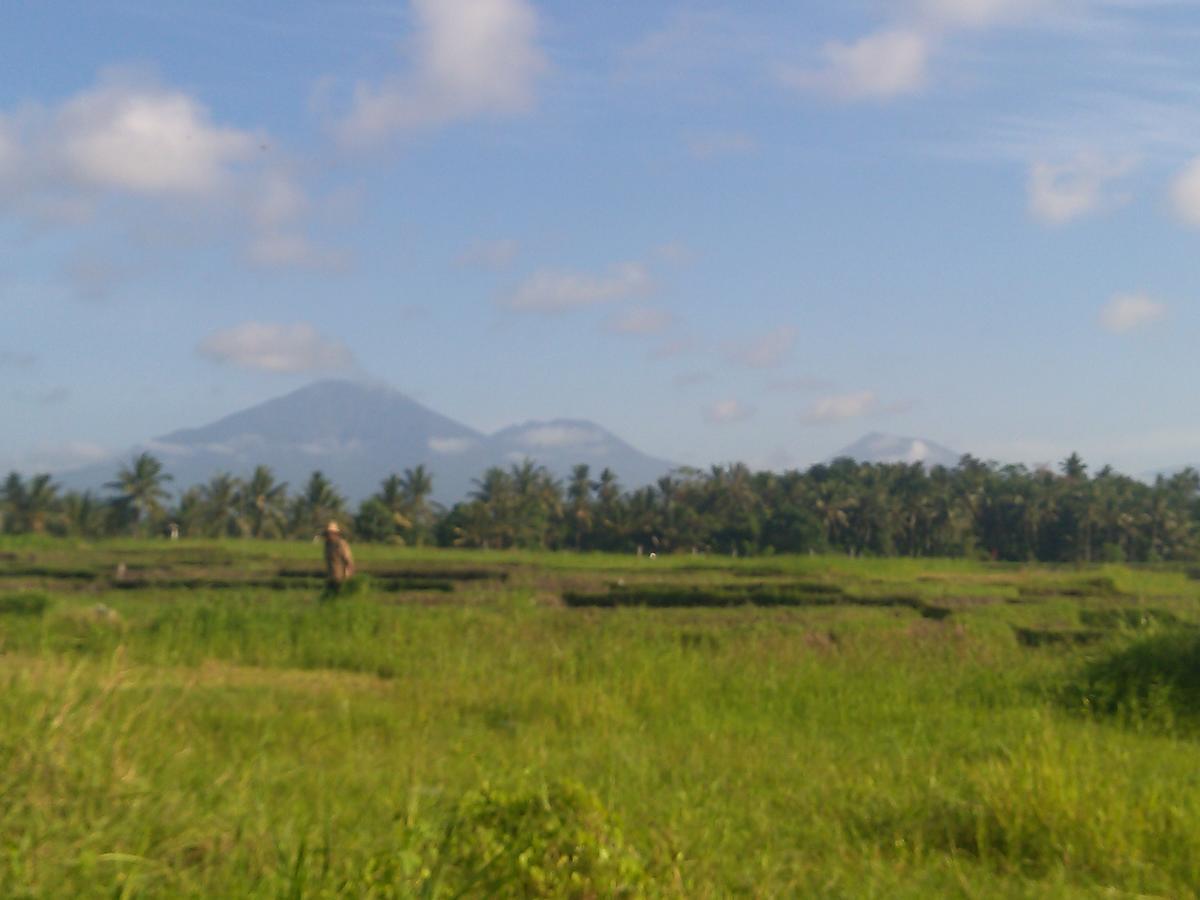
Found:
<box><xmin>322</xmin><ymin>521</ymin><xmax>354</xmax><ymax>591</ymax></box>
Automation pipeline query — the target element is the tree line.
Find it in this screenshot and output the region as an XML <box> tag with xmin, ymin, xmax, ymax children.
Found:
<box><xmin>3</xmin><ymin>451</ymin><xmax>1199</xmax><ymax>562</ymax></box>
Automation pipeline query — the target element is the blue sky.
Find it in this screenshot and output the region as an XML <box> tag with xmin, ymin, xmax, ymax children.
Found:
<box><xmin>5</xmin><ymin>0</ymin><xmax>1200</xmax><ymax>478</ymax></box>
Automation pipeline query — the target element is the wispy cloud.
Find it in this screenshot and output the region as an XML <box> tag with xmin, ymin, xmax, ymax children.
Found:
<box><xmin>704</xmin><ymin>398</ymin><xmax>754</xmax><ymax>424</ymax></box>
<box><xmin>456</xmin><ymin>237</ymin><xmax>520</xmax><ymax>269</ymax></box>
<box><xmin>197</xmin><ymin>322</ymin><xmax>356</xmax><ymax>373</ymax></box>
<box><xmin>767</xmin><ymin>375</ymin><xmax>833</xmax><ymax>393</ymax></box>
<box><xmin>618</xmin><ymin>9</ymin><xmax>768</xmax><ymax>88</ymax></box>
<box><xmin>780</xmin><ymin>29</ymin><xmax>932</xmax><ymax>101</ymax></box>
<box><xmin>246</xmin><ymin>233</ymin><xmax>349</xmax><ymax>270</ymax></box>
<box><xmin>512</xmin><ymin>424</ymin><xmax>604</xmax><ymax>449</ymax></box>
<box><xmin>801</xmin><ymin>390</ymin><xmax>881</xmax><ymax>425</ymax></box>
<box><xmin>1169</xmin><ymin>155</ymin><xmax>1200</xmax><ymax>226</ymax></box>
<box><xmin>778</xmin><ymin>0</ymin><xmax>1104</xmax><ymax>105</ymax></box>
<box><xmin>7</xmin><ymin>440</ymin><xmax>112</xmax><ymax>474</ymax></box>
<box><xmin>502</xmin><ymin>262</ymin><xmax>652</xmax><ymax>313</ymax></box>
<box><xmin>1028</xmin><ymin>153</ymin><xmax>1134</xmax><ymax>224</ymax></box>
<box><xmin>654</xmin><ymin>241</ymin><xmax>694</xmax><ymax>265</ymax></box>
<box><xmin>727</xmin><ymin>326</ymin><xmax>798</xmax><ymax>368</ymax></box>
<box><xmin>913</xmin><ymin>0</ymin><xmax>1052</xmax><ymax>30</ymax></box>
<box><xmin>651</xmin><ymin>337</ymin><xmax>696</xmax><ymax>361</ymax></box>
<box><xmin>245</xmin><ymin>168</ymin><xmax>348</xmax><ymax>270</ymax></box>
<box><xmin>428</xmin><ymin>436</ymin><xmax>475</xmax><ymax>455</ymax></box>
<box><xmin>606</xmin><ymin>306</ymin><xmax>673</xmax><ymax>336</ymax></box>
<box><xmin>335</xmin><ymin>0</ymin><xmax>545</xmax><ymax>147</ymax></box>
<box><xmin>1099</xmin><ymin>292</ymin><xmax>1166</xmax><ymax>333</ymax></box>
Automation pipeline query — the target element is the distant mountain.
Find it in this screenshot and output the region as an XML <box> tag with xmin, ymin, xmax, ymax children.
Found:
<box><xmin>832</xmin><ymin>432</ymin><xmax>962</xmax><ymax>468</ymax></box>
<box><xmin>489</xmin><ymin>420</ymin><xmax>673</xmax><ymax>490</ymax></box>
<box><xmin>57</xmin><ymin>380</ymin><xmax>677</xmax><ymax>504</ymax></box>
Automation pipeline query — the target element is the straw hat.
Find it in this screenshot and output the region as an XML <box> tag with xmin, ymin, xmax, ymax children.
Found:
<box><xmin>324</xmin><ymin>521</ymin><xmax>342</xmax><ymax>534</ymax></box>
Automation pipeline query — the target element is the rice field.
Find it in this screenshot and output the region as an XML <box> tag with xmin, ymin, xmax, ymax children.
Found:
<box><xmin>3</xmin><ymin>537</ymin><xmax>1200</xmax><ymax>897</ymax></box>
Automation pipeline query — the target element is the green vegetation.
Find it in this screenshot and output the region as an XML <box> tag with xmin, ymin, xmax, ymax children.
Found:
<box><xmin>4</xmin><ymin>539</ymin><xmax>1200</xmax><ymax>895</ymax></box>
<box><xmin>7</xmin><ymin>449</ymin><xmax>1200</xmax><ymax>562</ymax></box>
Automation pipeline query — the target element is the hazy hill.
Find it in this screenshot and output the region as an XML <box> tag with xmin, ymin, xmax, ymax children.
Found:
<box><xmin>58</xmin><ymin>380</ymin><xmax>677</xmax><ymax>504</ymax></box>
<box><xmin>832</xmin><ymin>432</ymin><xmax>962</xmax><ymax>468</ymax></box>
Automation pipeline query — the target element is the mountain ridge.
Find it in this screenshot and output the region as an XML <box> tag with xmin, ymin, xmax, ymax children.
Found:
<box><xmin>57</xmin><ymin>380</ymin><xmax>678</xmax><ymax>504</ymax></box>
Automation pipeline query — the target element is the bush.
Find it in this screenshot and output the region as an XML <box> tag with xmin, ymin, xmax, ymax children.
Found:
<box><xmin>0</xmin><ymin>592</ymin><xmax>50</xmax><ymax>616</ymax></box>
<box><xmin>1066</xmin><ymin>629</ymin><xmax>1200</xmax><ymax>728</ymax></box>
<box><xmin>422</xmin><ymin>779</ymin><xmax>652</xmax><ymax>898</ymax></box>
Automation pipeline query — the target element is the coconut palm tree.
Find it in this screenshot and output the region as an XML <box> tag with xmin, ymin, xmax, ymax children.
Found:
<box><xmin>289</xmin><ymin>471</ymin><xmax>346</xmax><ymax>537</ymax></box>
<box><xmin>242</xmin><ymin>465</ymin><xmax>289</xmax><ymax>538</ymax></box>
<box><xmin>401</xmin><ymin>465</ymin><xmax>436</xmax><ymax>543</ymax></box>
<box><xmin>1</xmin><ymin>472</ymin><xmax>27</xmax><ymax>533</ymax></box>
<box><xmin>107</xmin><ymin>453</ymin><xmax>172</xmax><ymax>535</ymax></box>
<box><xmin>61</xmin><ymin>490</ymin><xmax>106</xmax><ymax>538</ymax></box>
<box><xmin>566</xmin><ymin>464</ymin><xmax>593</xmax><ymax>550</ymax></box>
<box><xmin>474</xmin><ymin>466</ymin><xmax>516</xmax><ymax>547</ymax></box>
<box><xmin>593</xmin><ymin>468</ymin><xmax>623</xmax><ymax>550</ymax></box>
<box><xmin>198</xmin><ymin>473</ymin><xmax>246</xmax><ymax>538</ymax></box>
<box><xmin>22</xmin><ymin>474</ymin><xmax>60</xmax><ymax>534</ymax></box>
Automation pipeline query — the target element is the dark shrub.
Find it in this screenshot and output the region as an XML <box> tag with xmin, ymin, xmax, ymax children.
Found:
<box><xmin>0</xmin><ymin>592</ymin><xmax>50</xmax><ymax>616</ymax></box>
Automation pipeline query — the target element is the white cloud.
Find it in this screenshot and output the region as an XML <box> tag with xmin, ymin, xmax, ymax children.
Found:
<box><xmin>14</xmin><ymin>440</ymin><xmax>112</xmax><ymax>473</ymax></box>
<box><xmin>0</xmin><ymin>121</ymin><xmax>16</xmax><ymax>181</ymax></box>
<box><xmin>728</xmin><ymin>326</ymin><xmax>798</xmax><ymax>368</ymax></box>
<box><xmin>0</xmin><ymin>71</ymin><xmax>336</xmax><ymax>271</ymax></box>
<box><xmin>52</xmin><ymin>77</ymin><xmax>256</xmax><ymax>195</ymax></box>
<box><xmin>0</xmin><ymin>72</ymin><xmax>258</xmax><ymax>200</ymax></box>
<box><xmin>1028</xmin><ymin>154</ymin><xmax>1133</xmax><ymax>224</ymax></box>
<box><xmin>1169</xmin><ymin>156</ymin><xmax>1200</xmax><ymax>227</ymax></box>
<box><xmin>779</xmin><ymin>0</ymin><xmax>1058</xmax><ymax>104</ymax></box>
<box><xmin>780</xmin><ymin>29</ymin><xmax>931</xmax><ymax>100</ymax></box>
<box><xmin>143</xmin><ymin>439</ymin><xmax>194</xmax><ymax>459</ymax></box>
<box><xmin>802</xmin><ymin>390</ymin><xmax>880</xmax><ymax>424</ymax></box>
<box><xmin>606</xmin><ymin>306</ymin><xmax>673</xmax><ymax>336</ymax></box>
<box><xmin>456</xmin><ymin>238</ymin><xmax>520</xmax><ymax>269</ymax></box>
<box><xmin>245</xmin><ymin>170</ymin><xmax>348</xmax><ymax>269</ymax></box>
<box><xmin>197</xmin><ymin>322</ymin><xmax>356</xmax><ymax>373</ymax></box>
<box><xmin>503</xmin><ymin>262</ymin><xmax>652</xmax><ymax>313</ymax></box>
<box><xmin>250</xmin><ymin>169</ymin><xmax>308</xmax><ymax>229</ymax></box>
<box><xmin>300</xmin><ymin>437</ymin><xmax>364</xmax><ymax>456</ymax></box>
<box><xmin>704</xmin><ymin>399</ymin><xmax>754</xmax><ymax>424</ymax></box>
<box><xmin>915</xmin><ymin>0</ymin><xmax>1050</xmax><ymax>29</ymax></box>
<box><xmin>429</xmin><ymin>436</ymin><xmax>475</xmax><ymax>454</ymax></box>
<box><xmin>1099</xmin><ymin>293</ymin><xmax>1166</xmax><ymax>334</ymax></box>
<box><xmin>654</xmin><ymin>241</ymin><xmax>694</xmax><ymax>265</ymax></box>
<box><xmin>337</xmin><ymin>0</ymin><xmax>545</xmax><ymax>146</ymax></box>
<box><xmin>514</xmin><ymin>424</ymin><xmax>602</xmax><ymax>449</ymax></box>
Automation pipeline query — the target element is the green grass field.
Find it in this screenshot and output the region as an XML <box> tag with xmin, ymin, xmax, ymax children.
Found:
<box><xmin>3</xmin><ymin>538</ymin><xmax>1200</xmax><ymax>897</ymax></box>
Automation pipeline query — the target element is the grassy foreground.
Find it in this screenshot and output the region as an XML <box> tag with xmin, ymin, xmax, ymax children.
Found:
<box><xmin>3</xmin><ymin>539</ymin><xmax>1200</xmax><ymax>897</ymax></box>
